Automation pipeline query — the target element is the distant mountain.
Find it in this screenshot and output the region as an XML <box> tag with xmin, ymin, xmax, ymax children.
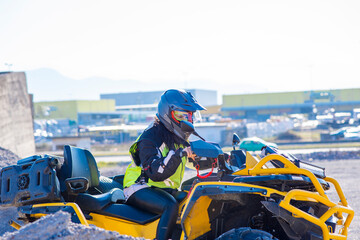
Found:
<box><xmin>25</xmin><ymin>68</ymin><xmax>269</xmax><ymax>103</ymax></box>
<box><xmin>25</xmin><ymin>68</ymin><xmax>146</xmax><ymax>102</ymax></box>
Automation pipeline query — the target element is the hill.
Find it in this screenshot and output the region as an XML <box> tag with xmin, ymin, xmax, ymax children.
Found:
<box><xmin>26</xmin><ymin>68</ymin><xmax>146</xmax><ymax>102</ymax></box>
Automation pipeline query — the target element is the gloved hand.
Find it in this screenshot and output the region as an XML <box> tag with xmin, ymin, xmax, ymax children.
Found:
<box><xmin>182</xmin><ymin>146</ymin><xmax>196</xmax><ymax>160</ymax></box>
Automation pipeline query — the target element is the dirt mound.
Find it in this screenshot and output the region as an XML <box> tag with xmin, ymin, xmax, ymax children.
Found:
<box><xmin>1</xmin><ymin>211</ymin><xmax>141</xmax><ymax>240</ymax></box>
<box><xmin>0</xmin><ymin>148</ymin><xmax>21</xmax><ymax>237</ymax></box>
<box><xmin>0</xmin><ymin>146</ymin><xmax>20</xmax><ymax>168</ymax></box>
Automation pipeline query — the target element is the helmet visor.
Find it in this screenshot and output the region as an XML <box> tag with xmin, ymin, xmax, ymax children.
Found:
<box><xmin>173</xmin><ymin>110</ymin><xmax>193</xmax><ymax>123</ymax></box>
<box><xmin>193</xmin><ymin>110</ymin><xmax>202</xmax><ymax>123</ymax></box>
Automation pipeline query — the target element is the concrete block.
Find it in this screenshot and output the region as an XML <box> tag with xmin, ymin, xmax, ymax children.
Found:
<box><xmin>0</xmin><ymin>72</ymin><xmax>35</xmax><ymax>157</ymax></box>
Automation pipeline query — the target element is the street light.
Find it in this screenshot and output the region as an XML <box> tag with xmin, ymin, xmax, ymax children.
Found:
<box><xmin>4</xmin><ymin>63</ymin><xmax>13</xmax><ymax>71</ymax></box>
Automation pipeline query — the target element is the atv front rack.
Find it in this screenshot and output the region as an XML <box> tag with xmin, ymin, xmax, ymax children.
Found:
<box><xmin>279</xmin><ymin>189</ymin><xmax>353</xmax><ymax>240</ymax></box>
<box><xmin>233</xmin><ymin>153</ymin><xmax>354</xmax><ymax>240</ymax></box>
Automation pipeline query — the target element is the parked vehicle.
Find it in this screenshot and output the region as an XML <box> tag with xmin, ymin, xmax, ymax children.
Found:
<box><xmin>343</xmin><ymin>132</ymin><xmax>360</xmax><ymax>140</ymax></box>
<box><xmin>330</xmin><ymin>127</ymin><xmax>352</xmax><ymax>139</ymax></box>
<box><xmin>330</xmin><ymin>126</ymin><xmax>360</xmax><ymax>140</ymax></box>
<box><xmin>0</xmin><ymin>123</ymin><xmax>354</xmax><ymax>240</ymax></box>
<box><xmin>239</xmin><ymin>136</ymin><xmax>278</xmax><ymax>151</ymax></box>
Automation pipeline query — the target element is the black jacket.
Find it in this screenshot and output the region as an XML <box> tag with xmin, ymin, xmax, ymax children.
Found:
<box><xmin>135</xmin><ymin>121</ymin><xmax>189</xmax><ymax>182</ymax></box>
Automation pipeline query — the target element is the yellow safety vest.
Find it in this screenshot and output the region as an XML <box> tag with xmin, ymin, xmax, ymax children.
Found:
<box><xmin>123</xmin><ymin>139</ymin><xmax>187</xmax><ymax>189</ymax></box>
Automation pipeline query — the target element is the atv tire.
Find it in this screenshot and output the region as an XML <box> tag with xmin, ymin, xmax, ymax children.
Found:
<box><xmin>216</xmin><ymin>227</ymin><xmax>277</xmax><ymax>240</ymax></box>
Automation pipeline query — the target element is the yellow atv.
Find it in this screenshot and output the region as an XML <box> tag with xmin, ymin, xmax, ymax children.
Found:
<box><xmin>0</xmin><ymin>135</ymin><xmax>354</xmax><ymax>240</ymax></box>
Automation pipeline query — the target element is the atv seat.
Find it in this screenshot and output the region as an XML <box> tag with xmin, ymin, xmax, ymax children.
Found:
<box><xmin>96</xmin><ymin>203</ymin><xmax>160</xmax><ymax>225</ymax></box>
<box><xmin>75</xmin><ymin>188</ymin><xmax>125</xmax><ymax>211</ymax></box>
<box><xmin>74</xmin><ymin>186</ymin><xmax>160</xmax><ymax>225</ymax></box>
<box><xmin>57</xmin><ymin>145</ymin><xmax>176</xmax><ymax>225</ymax></box>
<box><xmin>58</xmin><ymin>145</ymin><xmax>123</xmax><ymax>201</ymax></box>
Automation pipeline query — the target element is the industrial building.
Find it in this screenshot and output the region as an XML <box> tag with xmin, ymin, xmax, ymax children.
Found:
<box><xmin>100</xmin><ymin>89</ymin><xmax>218</xmax><ymax>107</ymax></box>
<box><xmin>33</xmin><ymin>89</ymin><xmax>221</xmax><ymax>143</ymax></box>
<box><xmin>34</xmin><ymin>100</ymin><xmax>116</xmax><ymax>121</ymax></box>
<box><xmin>35</xmin><ymin>89</ymin><xmax>218</xmax><ymax>124</ymax></box>
<box><xmin>33</xmin><ymin>99</ymin><xmax>116</xmax><ymax>138</ymax></box>
<box><xmin>98</xmin><ymin>89</ymin><xmax>219</xmax><ymax>123</ymax></box>
<box><xmin>222</xmin><ymin>88</ymin><xmax>360</xmax><ymax>121</ymax></box>
<box><xmin>32</xmin><ymin>87</ymin><xmax>360</xmax><ymax>146</ymax></box>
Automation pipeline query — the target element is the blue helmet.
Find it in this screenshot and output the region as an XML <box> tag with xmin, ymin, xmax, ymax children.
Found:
<box><xmin>157</xmin><ymin>89</ymin><xmax>206</xmax><ymax>140</ymax></box>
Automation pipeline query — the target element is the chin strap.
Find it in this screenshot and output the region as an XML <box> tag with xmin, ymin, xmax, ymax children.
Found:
<box><xmin>196</xmin><ymin>158</ymin><xmax>217</xmax><ymax>179</ymax></box>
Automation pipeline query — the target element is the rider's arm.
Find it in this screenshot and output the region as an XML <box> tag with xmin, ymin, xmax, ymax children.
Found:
<box><xmin>138</xmin><ymin>139</ymin><xmax>184</xmax><ymax>182</ymax></box>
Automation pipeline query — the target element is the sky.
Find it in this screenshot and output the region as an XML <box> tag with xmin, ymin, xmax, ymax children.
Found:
<box><xmin>1</xmin><ymin>0</ymin><xmax>360</xmax><ymax>99</ymax></box>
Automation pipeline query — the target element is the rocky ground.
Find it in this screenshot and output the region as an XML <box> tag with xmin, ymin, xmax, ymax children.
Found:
<box><xmin>1</xmin><ymin>211</ymin><xmax>141</xmax><ymax>240</ymax></box>
<box><xmin>0</xmin><ymin>147</ymin><xmax>359</xmax><ymax>239</ymax></box>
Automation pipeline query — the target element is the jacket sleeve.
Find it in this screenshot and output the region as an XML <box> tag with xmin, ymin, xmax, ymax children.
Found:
<box><xmin>138</xmin><ymin>139</ymin><xmax>184</xmax><ymax>182</ymax></box>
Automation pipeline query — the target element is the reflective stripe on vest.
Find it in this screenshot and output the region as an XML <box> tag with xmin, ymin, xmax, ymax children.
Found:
<box><xmin>123</xmin><ymin>142</ymin><xmax>186</xmax><ymax>189</ymax></box>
